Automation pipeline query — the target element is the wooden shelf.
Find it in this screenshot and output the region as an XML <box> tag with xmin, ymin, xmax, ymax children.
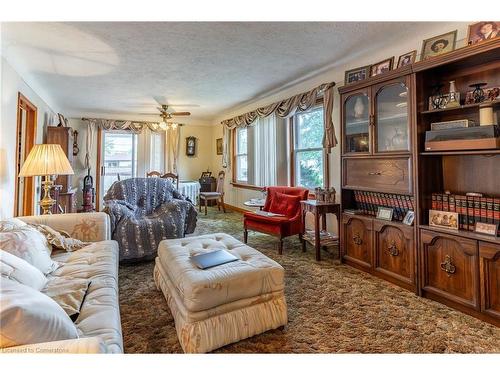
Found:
<box><xmin>419</xmin><ymin>224</ymin><xmax>500</xmax><ymax>245</ymax></box>
<box><xmin>420</xmin><ymin>99</ymin><xmax>500</xmax><ymax>115</ymax></box>
<box><xmin>420</xmin><ymin>149</ymin><xmax>500</xmax><ymax>156</ymax></box>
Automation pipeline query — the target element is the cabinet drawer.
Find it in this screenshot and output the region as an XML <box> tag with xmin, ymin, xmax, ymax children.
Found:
<box><xmin>420</xmin><ymin>229</ymin><xmax>479</xmax><ymax>310</ymax></box>
<box><xmin>479</xmin><ymin>242</ymin><xmax>500</xmax><ymax>320</ymax></box>
<box><xmin>342</xmin><ymin>214</ymin><xmax>373</xmax><ymax>269</ymax></box>
<box><xmin>373</xmin><ymin>220</ymin><xmax>414</xmax><ymax>286</ymax></box>
<box><xmin>343</xmin><ymin>157</ymin><xmax>411</xmax><ymax>194</ymax></box>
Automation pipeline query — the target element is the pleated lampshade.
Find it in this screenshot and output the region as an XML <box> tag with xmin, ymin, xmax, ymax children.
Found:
<box><xmin>19</xmin><ymin>144</ymin><xmax>74</xmax><ymax>177</ymax></box>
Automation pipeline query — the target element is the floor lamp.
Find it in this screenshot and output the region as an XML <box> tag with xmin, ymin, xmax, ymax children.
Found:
<box><xmin>18</xmin><ymin>144</ymin><xmax>74</xmax><ymax>215</ymax></box>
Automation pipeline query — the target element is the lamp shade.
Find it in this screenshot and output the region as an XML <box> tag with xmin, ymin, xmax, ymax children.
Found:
<box><xmin>19</xmin><ymin>144</ymin><xmax>74</xmax><ymax>177</ymax></box>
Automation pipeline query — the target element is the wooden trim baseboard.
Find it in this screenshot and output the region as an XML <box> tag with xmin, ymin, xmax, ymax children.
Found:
<box><xmin>224</xmin><ymin>203</ymin><xmax>251</xmax><ymax>214</ymax></box>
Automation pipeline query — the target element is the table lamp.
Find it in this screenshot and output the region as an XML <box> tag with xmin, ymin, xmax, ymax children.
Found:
<box><xmin>18</xmin><ymin>144</ymin><xmax>74</xmax><ymax>215</ymax></box>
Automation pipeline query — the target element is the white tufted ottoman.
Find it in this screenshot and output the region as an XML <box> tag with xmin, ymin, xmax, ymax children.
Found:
<box><xmin>153</xmin><ymin>233</ymin><xmax>287</xmax><ymax>353</ymax></box>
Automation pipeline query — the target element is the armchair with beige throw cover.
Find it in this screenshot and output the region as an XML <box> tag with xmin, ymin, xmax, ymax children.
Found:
<box><xmin>0</xmin><ymin>213</ymin><xmax>123</xmax><ymax>354</ymax></box>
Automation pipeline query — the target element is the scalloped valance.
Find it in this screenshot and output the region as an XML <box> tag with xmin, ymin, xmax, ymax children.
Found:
<box><xmin>221</xmin><ymin>81</ymin><xmax>337</xmax><ymax>168</ymax></box>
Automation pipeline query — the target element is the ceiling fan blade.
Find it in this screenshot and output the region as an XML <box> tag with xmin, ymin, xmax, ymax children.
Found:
<box><xmin>170</xmin><ymin>112</ymin><xmax>191</xmax><ymax>116</ymax></box>
<box><xmin>153</xmin><ymin>96</ymin><xmax>167</xmax><ymax>106</ymax></box>
<box><xmin>138</xmin><ymin>112</ymin><xmax>161</xmax><ymax>116</ymax></box>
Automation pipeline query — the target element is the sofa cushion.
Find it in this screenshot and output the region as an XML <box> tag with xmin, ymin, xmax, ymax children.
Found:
<box><xmin>157</xmin><ymin>233</ymin><xmax>285</xmax><ymax>312</ymax></box>
<box><xmin>0</xmin><ymin>249</ymin><xmax>48</xmax><ymax>290</ymax></box>
<box><xmin>0</xmin><ymin>224</ymin><xmax>59</xmax><ymax>275</ymax></box>
<box><xmin>49</xmin><ymin>240</ymin><xmax>123</xmax><ymax>353</ymax></box>
<box><xmin>0</xmin><ymin>277</ymin><xmax>79</xmax><ymax>348</ymax></box>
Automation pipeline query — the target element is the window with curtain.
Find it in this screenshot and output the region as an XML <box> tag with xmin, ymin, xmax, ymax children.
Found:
<box><xmin>292</xmin><ymin>106</ymin><xmax>325</xmax><ymax>188</ymax></box>
<box><xmin>234</xmin><ymin>115</ymin><xmax>281</xmax><ymax>187</ymax></box>
<box><xmin>149</xmin><ymin>131</ymin><xmax>165</xmax><ymax>172</ymax></box>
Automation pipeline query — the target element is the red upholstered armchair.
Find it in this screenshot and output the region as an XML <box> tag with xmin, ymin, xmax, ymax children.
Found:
<box><xmin>243</xmin><ymin>186</ymin><xmax>309</xmax><ymax>254</ymax></box>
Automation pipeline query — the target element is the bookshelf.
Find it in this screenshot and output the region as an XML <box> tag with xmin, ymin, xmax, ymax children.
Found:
<box><xmin>339</xmin><ymin>38</ymin><xmax>500</xmax><ymax>326</ymax></box>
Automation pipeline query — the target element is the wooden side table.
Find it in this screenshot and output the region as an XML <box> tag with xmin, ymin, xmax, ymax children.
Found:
<box><xmin>300</xmin><ymin>200</ymin><xmax>341</xmax><ymax>261</ymax></box>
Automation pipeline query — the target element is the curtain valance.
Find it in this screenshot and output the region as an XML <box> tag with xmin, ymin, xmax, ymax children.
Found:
<box><xmin>82</xmin><ymin>118</ymin><xmax>166</xmax><ymax>134</ymax></box>
<box><xmin>221</xmin><ymin>82</ymin><xmax>337</xmax><ymax>168</ymax></box>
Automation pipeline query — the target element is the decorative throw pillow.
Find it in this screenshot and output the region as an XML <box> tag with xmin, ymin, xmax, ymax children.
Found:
<box><xmin>0</xmin><ymin>277</ymin><xmax>79</xmax><ymax>348</ymax></box>
<box><xmin>28</xmin><ymin>223</ymin><xmax>89</xmax><ymax>252</ymax></box>
<box><xmin>42</xmin><ymin>277</ymin><xmax>91</xmax><ymax>322</ymax></box>
<box><xmin>0</xmin><ymin>225</ymin><xmax>59</xmax><ymax>275</ymax></box>
<box><xmin>0</xmin><ymin>218</ymin><xmax>27</xmax><ymax>232</ymax></box>
<box><xmin>0</xmin><ymin>249</ymin><xmax>48</xmax><ymax>291</ymax></box>
<box><xmin>269</xmin><ymin>192</ymin><xmax>301</xmax><ymax>216</ymax></box>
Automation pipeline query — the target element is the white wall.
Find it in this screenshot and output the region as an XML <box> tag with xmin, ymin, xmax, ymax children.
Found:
<box><xmin>0</xmin><ymin>57</ymin><xmax>60</xmax><ymax>219</ymax></box>
<box><xmin>209</xmin><ymin>22</ymin><xmax>470</xmax><ymax>234</ymax></box>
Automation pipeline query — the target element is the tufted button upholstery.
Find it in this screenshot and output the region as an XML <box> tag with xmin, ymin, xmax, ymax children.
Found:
<box><xmin>157</xmin><ymin>233</ymin><xmax>285</xmax><ymax>312</ymax></box>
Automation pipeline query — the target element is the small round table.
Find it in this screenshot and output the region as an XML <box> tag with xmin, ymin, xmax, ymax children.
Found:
<box><xmin>244</xmin><ymin>199</ymin><xmax>266</xmax><ymax>210</ymax></box>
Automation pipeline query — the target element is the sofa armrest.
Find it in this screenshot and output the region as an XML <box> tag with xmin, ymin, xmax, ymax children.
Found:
<box><xmin>0</xmin><ymin>338</ymin><xmax>107</xmax><ymax>354</ymax></box>
<box><xmin>18</xmin><ymin>213</ymin><xmax>111</xmax><ymax>242</ymax></box>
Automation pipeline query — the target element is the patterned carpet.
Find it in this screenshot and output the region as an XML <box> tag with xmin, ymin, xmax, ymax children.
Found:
<box><xmin>119</xmin><ymin>208</ymin><xmax>500</xmax><ymax>353</ymax></box>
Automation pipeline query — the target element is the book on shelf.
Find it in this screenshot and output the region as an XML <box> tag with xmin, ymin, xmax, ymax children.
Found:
<box><xmin>352</xmin><ymin>190</ymin><xmax>412</xmax><ymax>222</ymax></box>
<box><xmin>429</xmin><ymin>192</ymin><xmax>500</xmax><ymax>235</ymax></box>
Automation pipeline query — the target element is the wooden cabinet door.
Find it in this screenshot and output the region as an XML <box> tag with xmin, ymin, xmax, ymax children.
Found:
<box><xmin>372</xmin><ymin>77</ymin><xmax>411</xmax><ymax>154</ymax></box>
<box><xmin>342</xmin><ymin>89</ymin><xmax>372</xmax><ymax>156</ymax></box>
<box><xmin>479</xmin><ymin>242</ymin><xmax>500</xmax><ymax>320</ymax></box>
<box><xmin>373</xmin><ymin>220</ymin><xmax>414</xmax><ymax>285</ymax></box>
<box><xmin>420</xmin><ymin>229</ymin><xmax>479</xmax><ymax>310</ymax></box>
<box><xmin>342</xmin><ymin>214</ymin><xmax>373</xmax><ymax>269</ymax></box>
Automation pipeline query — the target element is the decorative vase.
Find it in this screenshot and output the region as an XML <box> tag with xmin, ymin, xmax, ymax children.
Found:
<box><xmin>354</xmin><ymin>97</ymin><xmax>364</xmax><ymax>119</ymax></box>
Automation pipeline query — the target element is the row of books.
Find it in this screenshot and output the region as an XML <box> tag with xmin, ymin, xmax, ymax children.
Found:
<box><xmin>353</xmin><ymin>190</ymin><xmax>414</xmax><ymax>221</ymax></box>
<box><xmin>431</xmin><ymin>193</ymin><xmax>500</xmax><ymax>233</ymax></box>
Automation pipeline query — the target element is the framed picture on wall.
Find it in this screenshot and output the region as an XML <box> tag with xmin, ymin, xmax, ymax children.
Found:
<box><xmin>370</xmin><ymin>57</ymin><xmax>394</xmax><ymax>77</ymax></box>
<box><xmin>216</xmin><ymin>138</ymin><xmax>223</xmax><ymax>155</ymax></box>
<box><xmin>397</xmin><ymin>50</ymin><xmax>416</xmax><ymax>68</ymax></box>
<box><xmin>186</xmin><ymin>136</ymin><xmax>196</xmax><ymax>156</ymax></box>
<box><xmin>344</xmin><ymin>65</ymin><xmax>370</xmax><ymax>84</ymax></box>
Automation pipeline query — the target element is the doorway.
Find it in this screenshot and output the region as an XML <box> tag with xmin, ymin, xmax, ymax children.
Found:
<box><xmin>14</xmin><ymin>93</ymin><xmax>37</xmax><ymax>217</ymax></box>
<box><xmin>96</xmin><ymin>130</ymin><xmax>138</xmax><ymax>210</ymax></box>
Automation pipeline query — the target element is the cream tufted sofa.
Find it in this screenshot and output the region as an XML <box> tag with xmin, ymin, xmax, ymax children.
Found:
<box><xmin>5</xmin><ymin>213</ymin><xmax>123</xmax><ymax>354</ymax></box>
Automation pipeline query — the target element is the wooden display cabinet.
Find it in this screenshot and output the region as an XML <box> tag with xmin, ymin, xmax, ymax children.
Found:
<box><xmin>339</xmin><ymin>38</ymin><xmax>500</xmax><ymax>325</ymax></box>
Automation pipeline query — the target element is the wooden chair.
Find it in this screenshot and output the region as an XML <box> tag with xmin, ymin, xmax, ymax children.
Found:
<box><xmin>161</xmin><ymin>172</ymin><xmax>179</xmax><ymax>189</ymax></box>
<box><xmin>199</xmin><ymin>171</ymin><xmax>225</xmax><ymax>215</ymax></box>
<box><xmin>146</xmin><ymin>171</ymin><xmax>162</xmax><ymax>178</ymax></box>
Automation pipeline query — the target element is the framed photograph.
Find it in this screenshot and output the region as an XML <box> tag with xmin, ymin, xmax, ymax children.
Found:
<box><xmin>429</xmin><ymin>209</ymin><xmax>459</xmax><ymax>230</ymax></box>
<box><xmin>186</xmin><ymin>136</ymin><xmax>196</xmax><ymax>156</ymax></box>
<box><xmin>467</xmin><ymin>22</ymin><xmax>500</xmax><ymax>45</ymax></box>
<box><xmin>344</xmin><ymin>65</ymin><xmax>370</xmax><ymax>84</ymax></box>
<box><xmin>421</xmin><ymin>30</ymin><xmax>457</xmax><ymax>60</ymax></box>
<box><xmin>216</xmin><ymin>138</ymin><xmax>223</xmax><ymax>155</ymax></box>
<box><xmin>475</xmin><ymin>222</ymin><xmax>498</xmax><ymax>237</ymax></box>
<box><xmin>200</xmin><ymin>171</ymin><xmax>212</xmax><ymax>179</ymax></box>
<box><xmin>370</xmin><ymin>57</ymin><xmax>394</xmax><ymax>77</ymax></box>
<box><xmin>402</xmin><ymin>210</ymin><xmax>415</xmax><ymax>226</ymax></box>
<box><xmin>376</xmin><ymin>207</ymin><xmax>393</xmax><ymax>221</ymax></box>
<box><xmin>397</xmin><ymin>50</ymin><xmax>416</xmax><ymax>68</ymax></box>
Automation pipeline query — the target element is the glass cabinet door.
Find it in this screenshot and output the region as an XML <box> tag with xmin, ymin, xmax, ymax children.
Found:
<box><xmin>375</xmin><ymin>82</ymin><xmax>409</xmax><ymax>153</ymax></box>
<box><xmin>344</xmin><ymin>93</ymin><xmax>370</xmax><ymax>153</ymax></box>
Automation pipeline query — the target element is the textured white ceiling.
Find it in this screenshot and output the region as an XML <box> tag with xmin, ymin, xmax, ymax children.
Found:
<box><xmin>2</xmin><ymin>22</ymin><xmax>447</xmax><ymax>124</ymax></box>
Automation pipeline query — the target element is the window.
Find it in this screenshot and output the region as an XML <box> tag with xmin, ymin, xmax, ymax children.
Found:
<box><xmin>235</xmin><ymin>127</ymin><xmax>248</xmax><ymax>183</ymax></box>
<box><xmin>149</xmin><ymin>131</ymin><xmax>164</xmax><ymax>172</ymax></box>
<box><xmin>233</xmin><ymin>116</ymin><xmax>284</xmax><ymax>187</ymax></box>
<box><xmin>292</xmin><ymin>106</ymin><xmax>325</xmax><ymax>188</ymax></box>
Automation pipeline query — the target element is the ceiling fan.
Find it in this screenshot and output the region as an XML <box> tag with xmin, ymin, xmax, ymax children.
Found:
<box><xmin>156</xmin><ymin>104</ymin><xmax>190</xmax><ymax>130</ymax></box>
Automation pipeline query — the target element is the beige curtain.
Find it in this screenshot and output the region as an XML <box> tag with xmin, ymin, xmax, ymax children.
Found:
<box><xmin>165</xmin><ymin>126</ymin><xmax>180</xmax><ymax>174</ymax></box>
<box><xmin>220</xmin><ymin>82</ymin><xmax>337</xmax><ymax>165</ymax></box>
<box><xmin>83</xmin><ymin>118</ymin><xmax>165</xmax><ymax>134</ymax></box>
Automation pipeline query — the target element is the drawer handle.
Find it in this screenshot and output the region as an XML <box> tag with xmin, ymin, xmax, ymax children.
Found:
<box><xmin>368</xmin><ymin>171</ymin><xmax>382</xmax><ymax>176</ymax></box>
<box><xmin>440</xmin><ymin>255</ymin><xmax>456</xmax><ymax>277</ymax></box>
<box><xmin>386</xmin><ymin>241</ymin><xmax>399</xmax><ymax>256</ymax></box>
<box><xmin>352</xmin><ymin>233</ymin><xmax>363</xmax><ymax>245</ymax></box>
